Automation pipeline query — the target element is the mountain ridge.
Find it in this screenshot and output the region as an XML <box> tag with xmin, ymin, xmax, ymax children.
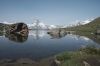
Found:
<box><xmin>66</xmin><ymin>17</ymin><xmax>100</xmax><ymax>34</ymax></box>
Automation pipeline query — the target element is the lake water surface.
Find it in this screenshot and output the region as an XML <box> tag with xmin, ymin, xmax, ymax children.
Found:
<box><xmin>0</xmin><ymin>30</ymin><xmax>100</xmax><ymax>60</ymax></box>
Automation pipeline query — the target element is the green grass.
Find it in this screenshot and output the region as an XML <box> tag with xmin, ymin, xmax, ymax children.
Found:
<box><xmin>56</xmin><ymin>52</ymin><xmax>72</xmax><ymax>61</ymax></box>
<box><xmin>80</xmin><ymin>45</ymin><xmax>100</xmax><ymax>55</ymax></box>
<box><xmin>56</xmin><ymin>45</ymin><xmax>100</xmax><ymax>66</ymax></box>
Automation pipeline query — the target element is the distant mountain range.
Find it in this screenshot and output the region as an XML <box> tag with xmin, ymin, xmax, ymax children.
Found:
<box><xmin>23</xmin><ymin>18</ymin><xmax>95</xmax><ymax>29</ymax></box>
<box><xmin>27</xmin><ymin>22</ymin><xmax>57</xmax><ymax>30</ymax></box>
<box><xmin>77</xmin><ymin>20</ymin><xmax>91</xmax><ymax>25</ymax></box>
<box><xmin>0</xmin><ymin>18</ymin><xmax>95</xmax><ymax>30</ymax></box>
<box><xmin>64</xmin><ymin>19</ymin><xmax>93</xmax><ymax>28</ymax></box>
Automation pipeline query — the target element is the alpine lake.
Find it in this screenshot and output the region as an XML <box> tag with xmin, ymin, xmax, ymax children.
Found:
<box><xmin>0</xmin><ymin>29</ymin><xmax>100</xmax><ymax>66</ymax></box>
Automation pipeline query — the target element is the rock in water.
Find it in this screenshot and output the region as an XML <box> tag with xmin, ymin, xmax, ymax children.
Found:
<box><xmin>7</xmin><ymin>23</ymin><xmax>29</xmax><ymax>36</ymax></box>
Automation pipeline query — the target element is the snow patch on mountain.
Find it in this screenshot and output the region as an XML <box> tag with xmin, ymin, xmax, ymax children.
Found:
<box><xmin>48</xmin><ymin>25</ymin><xmax>57</xmax><ymax>29</ymax></box>
<box><xmin>74</xmin><ymin>19</ymin><xmax>94</xmax><ymax>26</ymax></box>
<box><xmin>0</xmin><ymin>18</ymin><xmax>94</xmax><ymax>29</ymax></box>
<box><xmin>27</xmin><ymin>22</ymin><xmax>57</xmax><ymax>29</ymax></box>
<box><xmin>27</xmin><ymin>22</ymin><xmax>46</xmax><ymax>29</ymax></box>
<box><xmin>81</xmin><ymin>20</ymin><xmax>92</xmax><ymax>25</ymax></box>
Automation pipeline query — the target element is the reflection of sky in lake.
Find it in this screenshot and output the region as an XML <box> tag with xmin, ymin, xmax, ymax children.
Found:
<box><xmin>0</xmin><ymin>30</ymin><xmax>100</xmax><ymax>60</ymax></box>
<box><xmin>64</xmin><ymin>34</ymin><xmax>98</xmax><ymax>47</ymax></box>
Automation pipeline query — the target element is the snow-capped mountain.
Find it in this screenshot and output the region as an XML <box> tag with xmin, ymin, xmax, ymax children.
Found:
<box><xmin>27</xmin><ymin>22</ymin><xmax>57</xmax><ymax>30</ymax></box>
<box><xmin>80</xmin><ymin>19</ymin><xmax>92</xmax><ymax>25</ymax></box>
<box><xmin>1</xmin><ymin>18</ymin><xmax>94</xmax><ymax>29</ymax></box>
<box><xmin>73</xmin><ymin>19</ymin><xmax>94</xmax><ymax>26</ymax></box>
<box><xmin>47</xmin><ymin>25</ymin><xmax>57</xmax><ymax>29</ymax></box>
<box><xmin>27</xmin><ymin>23</ymin><xmax>46</xmax><ymax>29</ymax></box>
<box><xmin>27</xmin><ymin>19</ymin><xmax>93</xmax><ymax>29</ymax></box>
<box><xmin>0</xmin><ymin>21</ymin><xmax>58</xmax><ymax>29</ymax></box>
<box><xmin>62</xmin><ymin>18</ymin><xmax>94</xmax><ymax>28</ymax></box>
<box><xmin>27</xmin><ymin>22</ymin><xmax>47</xmax><ymax>29</ymax></box>
<box><xmin>82</xmin><ymin>20</ymin><xmax>91</xmax><ymax>25</ymax></box>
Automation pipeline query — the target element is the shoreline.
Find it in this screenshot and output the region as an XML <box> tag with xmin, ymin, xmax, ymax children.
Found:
<box><xmin>0</xmin><ymin>56</ymin><xmax>59</xmax><ymax>66</ymax></box>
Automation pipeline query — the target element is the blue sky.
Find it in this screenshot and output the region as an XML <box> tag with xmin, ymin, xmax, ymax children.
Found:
<box><xmin>0</xmin><ymin>0</ymin><xmax>100</xmax><ymax>25</ymax></box>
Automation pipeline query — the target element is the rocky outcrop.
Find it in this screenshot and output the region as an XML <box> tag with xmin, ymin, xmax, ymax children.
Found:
<box><xmin>6</xmin><ymin>23</ymin><xmax>29</xmax><ymax>36</ymax></box>
<box><xmin>0</xmin><ymin>22</ymin><xmax>29</xmax><ymax>42</ymax></box>
<box><xmin>47</xmin><ymin>29</ymin><xmax>67</xmax><ymax>39</ymax></box>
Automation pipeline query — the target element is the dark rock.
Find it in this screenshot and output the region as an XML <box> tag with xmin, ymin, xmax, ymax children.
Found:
<box><xmin>0</xmin><ymin>22</ymin><xmax>29</xmax><ymax>43</ymax></box>
<box><xmin>7</xmin><ymin>23</ymin><xmax>29</xmax><ymax>36</ymax></box>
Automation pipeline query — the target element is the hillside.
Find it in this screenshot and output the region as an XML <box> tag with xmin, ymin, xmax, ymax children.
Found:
<box><xmin>65</xmin><ymin>17</ymin><xmax>100</xmax><ymax>44</ymax></box>
<box><xmin>0</xmin><ymin>23</ymin><xmax>4</xmax><ymax>31</ymax></box>
<box><xmin>66</xmin><ymin>17</ymin><xmax>100</xmax><ymax>33</ymax></box>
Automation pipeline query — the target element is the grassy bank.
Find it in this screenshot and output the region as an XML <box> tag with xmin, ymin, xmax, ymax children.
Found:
<box><xmin>56</xmin><ymin>45</ymin><xmax>100</xmax><ymax>66</ymax></box>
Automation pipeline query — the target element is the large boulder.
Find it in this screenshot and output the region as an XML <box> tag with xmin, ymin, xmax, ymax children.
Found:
<box><xmin>6</xmin><ymin>23</ymin><xmax>29</xmax><ymax>36</ymax></box>
<box><xmin>47</xmin><ymin>29</ymin><xmax>67</xmax><ymax>39</ymax></box>
<box><xmin>0</xmin><ymin>22</ymin><xmax>29</xmax><ymax>43</ymax></box>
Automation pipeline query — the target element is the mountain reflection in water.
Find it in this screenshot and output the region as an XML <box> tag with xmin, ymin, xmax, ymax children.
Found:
<box><xmin>0</xmin><ymin>31</ymin><xmax>28</xmax><ymax>43</ymax></box>
<box><xmin>0</xmin><ymin>29</ymin><xmax>100</xmax><ymax>61</ymax></box>
<box><xmin>0</xmin><ymin>29</ymin><xmax>100</xmax><ymax>44</ymax></box>
<box><xmin>5</xmin><ymin>33</ymin><xmax>28</xmax><ymax>43</ymax></box>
